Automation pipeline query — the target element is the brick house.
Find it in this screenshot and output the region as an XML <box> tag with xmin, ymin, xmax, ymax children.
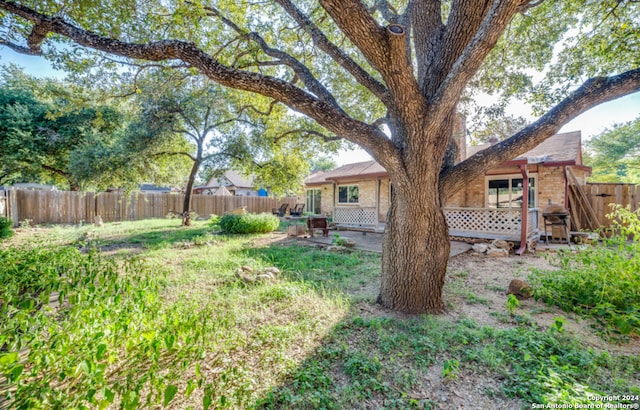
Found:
<box><xmin>303</xmin><ymin>130</ymin><xmax>591</xmax><ymax>251</ymax></box>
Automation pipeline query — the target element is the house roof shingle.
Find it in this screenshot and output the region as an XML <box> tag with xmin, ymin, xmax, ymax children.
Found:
<box><xmin>307</xmin><ymin>131</ymin><xmax>583</xmax><ymax>185</ymax></box>
<box><xmin>466</xmin><ymin>131</ymin><xmax>582</xmax><ymax>164</ymax></box>
<box><xmin>305</xmin><ymin>160</ymin><xmax>386</xmax><ymax>185</ymax></box>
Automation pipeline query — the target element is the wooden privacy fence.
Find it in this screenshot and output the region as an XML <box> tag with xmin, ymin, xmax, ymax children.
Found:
<box><xmin>583</xmin><ymin>183</ymin><xmax>639</xmax><ymax>226</ymax></box>
<box><xmin>4</xmin><ymin>189</ymin><xmax>297</xmax><ymax>225</ymax></box>
<box><xmin>0</xmin><ymin>191</ymin><xmax>6</xmax><ymax>218</ymax></box>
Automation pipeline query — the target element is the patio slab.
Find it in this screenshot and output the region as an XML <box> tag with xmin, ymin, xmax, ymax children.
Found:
<box><xmin>302</xmin><ymin>230</ymin><xmax>472</xmax><ymax>257</ymax></box>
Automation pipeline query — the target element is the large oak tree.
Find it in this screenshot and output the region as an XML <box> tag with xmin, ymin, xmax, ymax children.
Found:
<box><xmin>1</xmin><ymin>0</ymin><xmax>638</xmax><ymax>313</ymax></box>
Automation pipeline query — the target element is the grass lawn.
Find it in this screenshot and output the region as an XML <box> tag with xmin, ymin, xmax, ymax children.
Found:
<box><xmin>1</xmin><ymin>219</ymin><xmax>638</xmax><ymax>409</ymax></box>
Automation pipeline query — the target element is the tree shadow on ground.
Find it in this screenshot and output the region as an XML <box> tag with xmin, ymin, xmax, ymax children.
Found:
<box><xmin>235</xmin><ymin>243</ymin><xmax>639</xmax><ymax>409</ymax></box>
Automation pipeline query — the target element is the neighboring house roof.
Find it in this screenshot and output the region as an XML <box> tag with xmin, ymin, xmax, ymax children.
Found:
<box><xmin>306</xmin><ymin>131</ymin><xmax>585</xmax><ymax>185</ymax></box>
<box><xmin>206</xmin><ymin>170</ymin><xmax>255</xmax><ymax>188</ymax></box>
<box><xmin>466</xmin><ymin>131</ymin><xmax>583</xmax><ymax>165</ymax></box>
<box><xmin>306</xmin><ymin>161</ymin><xmax>387</xmax><ymax>186</ymax></box>
<box><xmin>7</xmin><ymin>183</ymin><xmax>58</xmax><ymax>190</ymax></box>
<box><xmin>139</xmin><ymin>184</ymin><xmax>171</xmax><ymax>192</ymax></box>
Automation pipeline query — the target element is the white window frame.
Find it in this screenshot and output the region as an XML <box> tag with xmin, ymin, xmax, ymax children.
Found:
<box><xmin>337</xmin><ymin>184</ymin><xmax>359</xmax><ymax>205</ymax></box>
<box><xmin>306</xmin><ymin>188</ymin><xmax>321</xmax><ymax>214</ymax></box>
<box><xmin>485</xmin><ymin>173</ymin><xmax>537</xmax><ymax>209</ymax></box>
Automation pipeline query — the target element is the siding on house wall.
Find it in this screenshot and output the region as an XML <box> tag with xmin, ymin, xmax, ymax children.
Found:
<box><xmin>537</xmin><ymin>166</ymin><xmax>566</xmax><ymax>209</ymax></box>
<box><xmin>319</xmin><ymin>184</ymin><xmax>334</xmax><ymax>216</ymax></box>
<box><xmin>305</xmin><ymin>164</ymin><xmax>589</xmax><ymax>228</ymax></box>
<box><xmin>444</xmin><ymin>165</ymin><xmax>590</xmax><ymax>231</ymax></box>
<box><xmin>234</xmin><ymin>187</ymin><xmax>258</xmax><ymax>196</ymax></box>
<box><xmin>350</xmin><ymin>180</ymin><xmax>377</xmax><ymax>208</ymax></box>
<box><xmin>305</xmin><ymin>178</ymin><xmax>392</xmax><ymax>220</ymax></box>
<box><xmin>445</xmin><ymin>175</ymin><xmax>485</xmax><ymax>208</ymax></box>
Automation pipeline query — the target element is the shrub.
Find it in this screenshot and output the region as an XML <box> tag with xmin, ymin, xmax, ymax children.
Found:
<box><xmin>529</xmin><ymin>205</ymin><xmax>640</xmax><ymax>337</ymax></box>
<box><xmin>0</xmin><ymin>217</ymin><xmax>13</xmax><ymax>239</ymax></box>
<box><xmin>207</xmin><ymin>214</ymin><xmax>221</xmax><ymax>228</ymax></box>
<box><xmin>218</xmin><ymin>213</ymin><xmax>280</xmax><ymax>234</ymax></box>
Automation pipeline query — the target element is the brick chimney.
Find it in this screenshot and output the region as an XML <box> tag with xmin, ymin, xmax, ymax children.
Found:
<box><xmin>453</xmin><ymin>113</ymin><xmax>467</xmax><ymax>163</ymax></box>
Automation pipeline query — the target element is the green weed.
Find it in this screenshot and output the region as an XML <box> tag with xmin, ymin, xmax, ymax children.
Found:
<box><xmin>530</xmin><ymin>205</ymin><xmax>640</xmax><ymax>337</ymax></box>
<box><xmin>0</xmin><ymin>216</ymin><xmax>13</xmax><ymax>239</ymax></box>
<box><xmin>506</xmin><ymin>294</ymin><xmax>520</xmax><ymax>316</ymax></box>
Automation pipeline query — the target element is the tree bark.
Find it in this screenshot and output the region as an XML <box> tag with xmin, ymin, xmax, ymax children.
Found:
<box><xmin>378</xmin><ymin>118</ymin><xmax>452</xmax><ymax>313</ymax></box>
<box><xmin>182</xmin><ymin>159</ymin><xmax>200</xmax><ymax>226</ymax></box>
<box><xmin>379</xmin><ymin>180</ymin><xmax>450</xmax><ymax>313</ymax></box>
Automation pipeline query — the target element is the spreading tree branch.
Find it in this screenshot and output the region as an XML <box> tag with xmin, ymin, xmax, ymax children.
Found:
<box><xmin>204</xmin><ymin>5</ymin><xmax>344</xmax><ymax>110</ymax></box>
<box><xmin>429</xmin><ymin>0</ymin><xmax>523</xmax><ymax>118</ymax></box>
<box><xmin>440</xmin><ymin>68</ymin><xmax>640</xmax><ymax>195</ymax></box>
<box><xmin>0</xmin><ymin>1</ymin><xmax>400</xmax><ymax>169</ymax></box>
<box><xmin>318</xmin><ymin>0</ymin><xmax>423</xmax><ymax>113</ymax></box>
<box><xmin>271</xmin><ymin>129</ymin><xmax>342</xmax><ymax>143</ymax></box>
<box><xmin>410</xmin><ymin>0</ymin><xmax>444</xmax><ymax>91</ymax></box>
<box><xmin>152</xmin><ymin>151</ymin><xmax>196</xmax><ymax>162</ymax></box>
<box><xmin>0</xmin><ymin>38</ymin><xmax>40</xmax><ymax>54</ymax></box>
<box><xmin>273</xmin><ymin>0</ymin><xmax>391</xmax><ymax>106</ymax></box>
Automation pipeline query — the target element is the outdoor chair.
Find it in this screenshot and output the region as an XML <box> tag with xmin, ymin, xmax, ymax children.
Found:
<box><xmin>290</xmin><ymin>204</ymin><xmax>305</xmax><ymax>217</ymax></box>
<box><xmin>272</xmin><ymin>203</ymin><xmax>289</xmax><ymax>217</ymax></box>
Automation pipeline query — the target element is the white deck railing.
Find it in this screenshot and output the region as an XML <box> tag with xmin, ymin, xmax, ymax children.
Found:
<box><xmin>527</xmin><ymin>208</ymin><xmax>539</xmax><ymax>237</ymax></box>
<box><xmin>444</xmin><ymin>207</ymin><xmax>536</xmax><ymax>240</ymax></box>
<box><xmin>332</xmin><ymin>206</ymin><xmax>540</xmax><ymax>240</ymax></box>
<box><xmin>333</xmin><ymin>206</ymin><xmax>378</xmax><ymax>226</ymax></box>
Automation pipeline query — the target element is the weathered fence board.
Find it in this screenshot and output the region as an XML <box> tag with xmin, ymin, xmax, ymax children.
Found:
<box><xmin>0</xmin><ymin>191</ymin><xmax>6</xmax><ymax>218</ymax></box>
<box><xmin>5</xmin><ymin>189</ymin><xmax>297</xmax><ymax>225</ymax></box>
<box><xmin>583</xmin><ymin>183</ymin><xmax>639</xmax><ymax>227</ymax></box>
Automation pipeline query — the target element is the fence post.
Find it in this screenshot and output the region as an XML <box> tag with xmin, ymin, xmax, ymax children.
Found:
<box><xmin>9</xmin><ymin>189</ymin><xmax>19</xmax><ymax>227</ymax></box>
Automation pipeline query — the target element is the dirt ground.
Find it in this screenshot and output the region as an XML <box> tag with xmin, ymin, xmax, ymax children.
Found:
<box><xmin>282</xmin><ymin>228</ymin><xmax>639</xmax><ymax>409</ymax></box>
<box><xmin>445</xmin><ymin>251</ymin><xmax>639</xmax><ymax>354</ymax></box>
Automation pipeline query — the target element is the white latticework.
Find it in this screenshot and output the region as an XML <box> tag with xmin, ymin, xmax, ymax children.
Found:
<box><xmin>526</xmin><ymin>209</ymin><xmax>539</xmax><ymax>237</ymax></box>
<box><xmin>334</xmin><ymin>206</ymin><xmax>378</xmax><ymax>226</ymax></box>
<box><xmin>444</xmin><ymin>207</ymin><xmax>522</xmax><ymax>235</ymax></box>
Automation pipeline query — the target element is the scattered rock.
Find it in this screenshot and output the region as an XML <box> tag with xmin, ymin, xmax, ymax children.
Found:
<box><xmin>263</xmin><ymin>267</ymin><xmax>281</xmax><ymax>275</ymax></box>
<box><xmin>506</xmin><ymin>279</ymin><xmax>533</xmax><ymax>299</ymax></box>
<box><xmin>326</xmin><ymin>245</ymin><xmax>347</xmax><ymax>252</ymax></box>
<box><xmin>256</xmin><ymin>273</ymin><xmax>274</xmax><ymax>281</ymax></box>
<box><xmin>486</xmin><ymin>246</ymin><xmax>509</xmax><ymax>258</ymax></box>
<box><xmin>491</xmin><ymin>239</ymin><xmax>511</xmax><ymax>251</ymax></box>
<box><xmin>472</xmin><ymin>243</ymin><xmax>488</xmax><ymax>253</ymax></box>
<box><xmin>236</xmin><ymin>266</ymin><xmax>280</xmax><ymax>283</ymax></box>
<box><xmin>235</xmin><ymin>270</ymin><xmax>256</xmax><ymax>283</ymax></box>
<box><xmin>341</xmin><ymin>238</ymin><xmax>356</xmax><ymax>248</ymax></box>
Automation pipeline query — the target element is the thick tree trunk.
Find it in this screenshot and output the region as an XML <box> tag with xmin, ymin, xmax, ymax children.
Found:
<box><xmin>378</xmin><ymin>184</ymin><xmax>451</xmax><ymax>313</ymax></box>
<box><xmin>182</xmin><ymin>160</ymin><xmax>200</xmax><ymax>226</ymax></box>
<box><xmin>377</xmin><ymin>115</ymin><xmax>454</xmax><ymax>314</ymax></box>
